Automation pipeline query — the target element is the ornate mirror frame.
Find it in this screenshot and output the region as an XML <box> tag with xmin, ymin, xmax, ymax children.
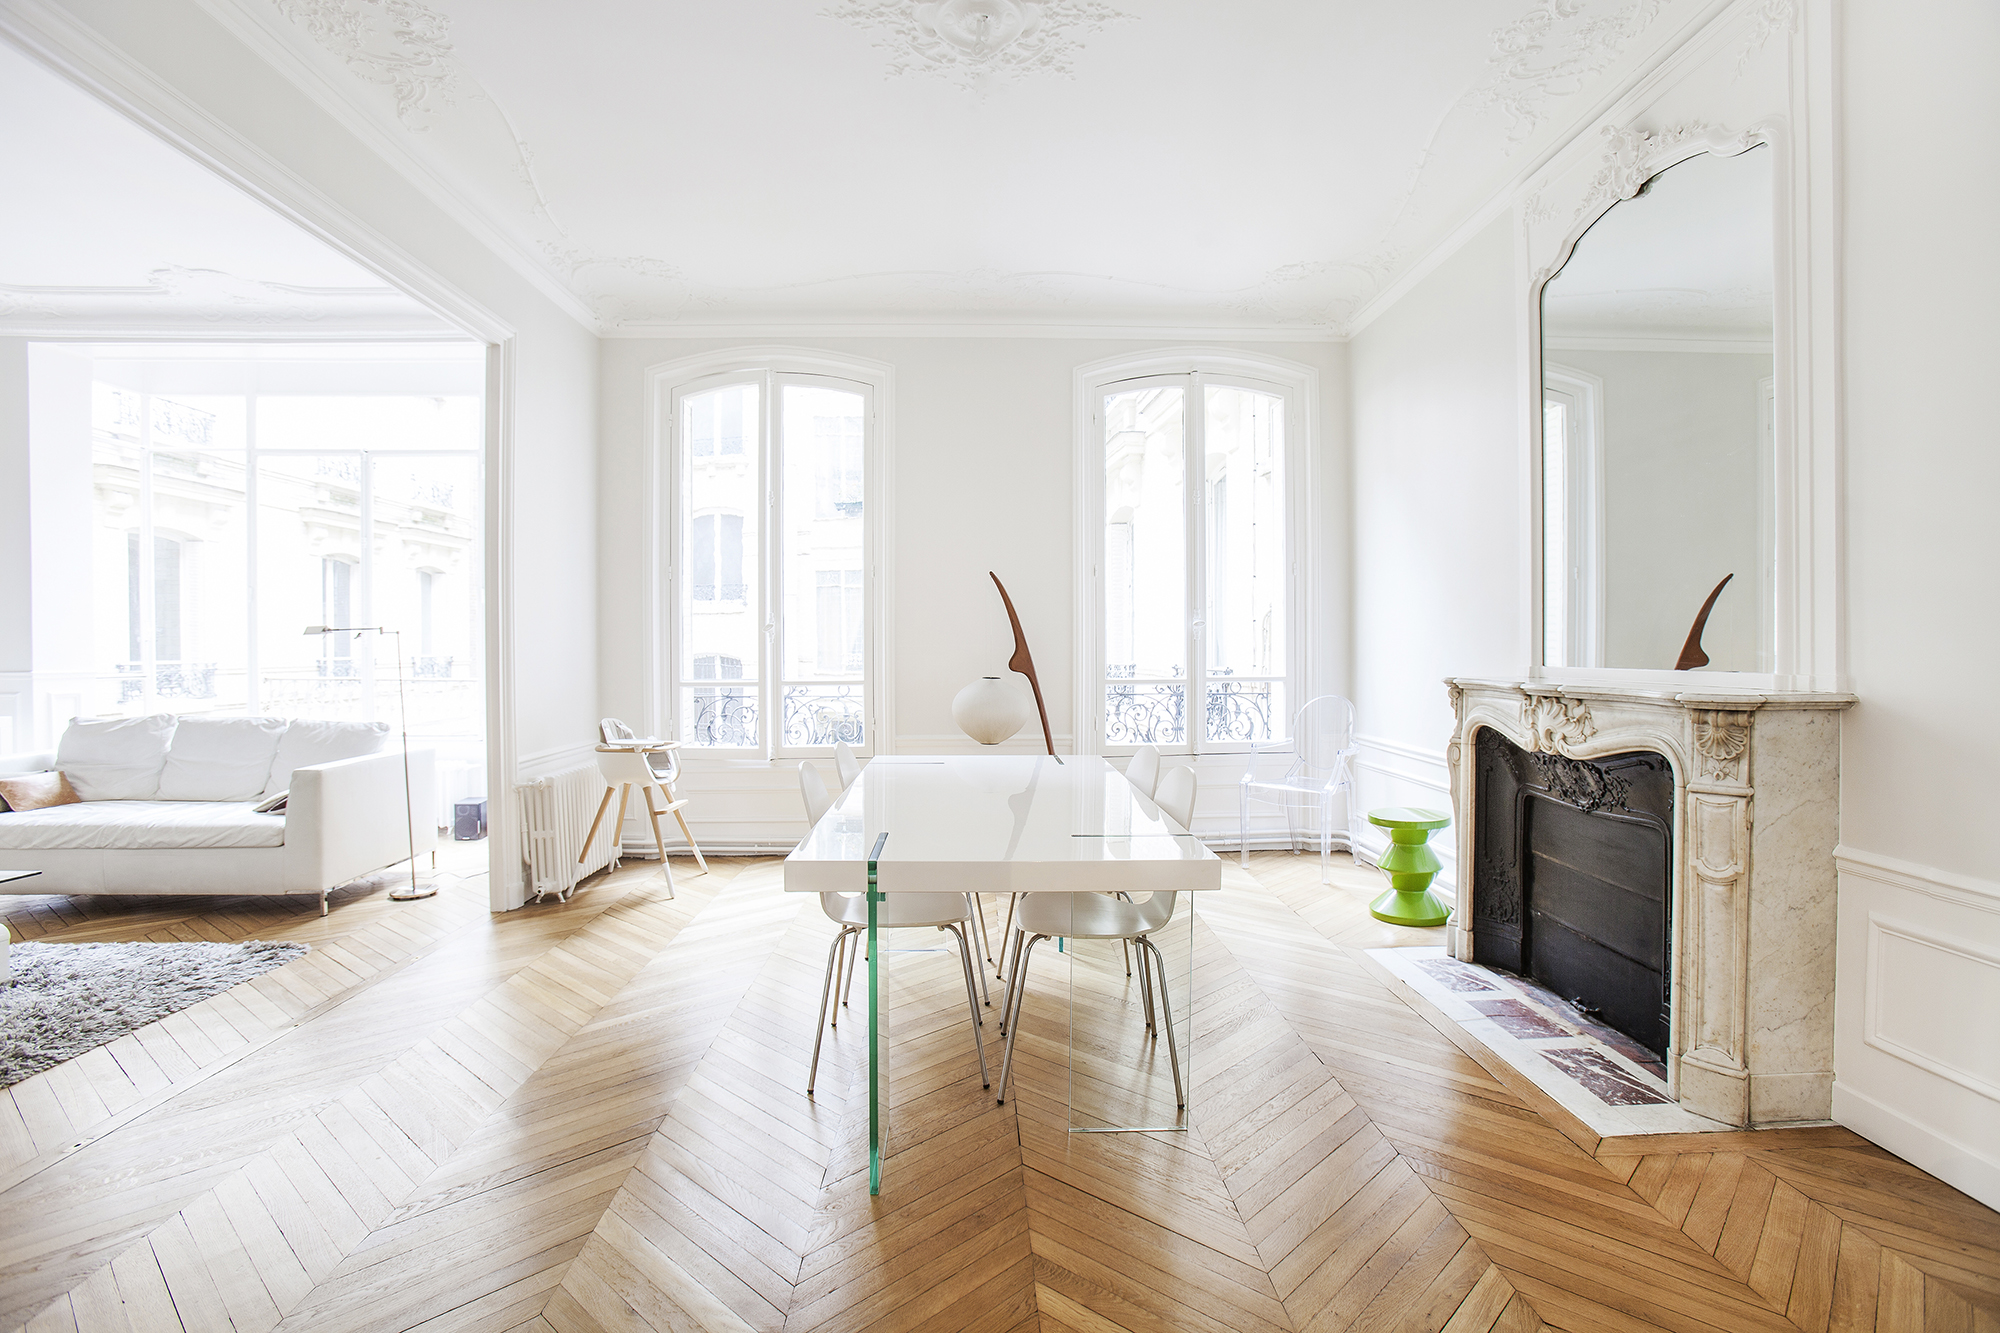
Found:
<box><xmin>1517</xmin><ymin>0</ymin><xmax>1842</xmax><ymax>694</ymax></box>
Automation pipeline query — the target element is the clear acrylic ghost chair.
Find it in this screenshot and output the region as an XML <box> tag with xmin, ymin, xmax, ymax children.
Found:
<box><xmin>1238</xmin><ymin>694</ymin><xmax>1357</xmax><ymax>884</ymax></box>
<box><xmin>833</xmin><ymin>740</ymin><xmax>863</xmax><ymax>791</ymax></box>
<box><xmin>994</xmin><ymin>767</ymin><xmax>1195</xmax><ymax>1110</ymax></box>
<box><xmin>1124</xmin><ymin>744</ymin><xmax>1162</xmax><ymax>799</ymax></box>
<box><xmin>597</xmin><ymin>717</ymin><xmax>708</xmax><ymax>873</ymax></box>
<box><xmin>799</xmin><ymin>763</ymin><xmax>989</xmax><ymax>1096</ymax></box>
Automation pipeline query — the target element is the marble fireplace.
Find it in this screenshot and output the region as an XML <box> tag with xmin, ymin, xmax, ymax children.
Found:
<box><xmin>1444</xmin><ymin>679</ymin><xmax>1854</xmax><ymax>1126</ymax></box>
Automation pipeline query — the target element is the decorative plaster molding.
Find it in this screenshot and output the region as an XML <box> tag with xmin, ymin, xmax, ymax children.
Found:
<box><xmin>821</xmin><ymin>0</ymin><xmax>1132</xmax><ymax>90</ymax></box>
<box><xmin>1468</xmin><ymin>0</ymin><xmax>1671</xmax><ymax>143</ymax></box>
<box><xmin>1735</xmin><ymin>0</ymin><xmax>1798</xmax><ymax>74</ymax></box>
<box><xmin>0</xmin><ymin>267</ymin><xmax>436</xmax><ymax>329</ymax></box>
<box><xmin>269</xmin><ymin>0</ymin><xmax>460</xmax><ymax>128</ymax></box>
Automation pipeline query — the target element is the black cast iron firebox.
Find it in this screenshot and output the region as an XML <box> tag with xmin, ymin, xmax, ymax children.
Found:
<box><xmin>1471</xmin><ymin>728</ymin><xmax>1674</xmax><ymax>1058</ymax></box>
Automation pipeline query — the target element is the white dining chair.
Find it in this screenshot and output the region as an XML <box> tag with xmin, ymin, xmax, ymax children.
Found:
<box><xmin>799</xmin><ymin>763</ymin><xmax>990</xmax><ymax>1096</ymax></box>
<box><xmin>994</xmin><ymin>769</ymin><xmax>1194</xmax><ymax>1110</ymax></box>
<box><xmin>1125</xmin><ymin>744</ymin><xmax>1162</xmax><ymax>799</ymax></box>
<box><xmin>596</xmin><ymin>717</ymin><xmax>708</xmax><ymax>873</ymax></box>
<box><xmin>1238</xmin><ymin>694</ymin><xmax>1356</xmax><ymax>883</ymax></box>
<box><xmin>833</xmin><ymin>741</ymin><xmax>863</xmax><ymax>791</ymax></box>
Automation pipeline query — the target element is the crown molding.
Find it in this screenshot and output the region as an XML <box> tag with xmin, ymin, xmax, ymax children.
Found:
<box><xmin>0</xmin><ymin>321</ymin><xmax>473</xmax><ymax>341</ymax></box>
<box><xmin>187</xmin><ymin>0</ymin><xmax>601</xmax><ymax>335</ymax></box>
<box><xmin>0</xmin><ymin>0</ymin><xmax>516</xmax><ymax>345</ymax></box>
<box><xmin>1343</xmin><ymin>0</ymin><xmax>1742</xmax><ymax>338</ymax></box>
<box><xmin>602</xmin><ymin>320</ymin><xmax>1347</xmax><ymax>343</ymax></box>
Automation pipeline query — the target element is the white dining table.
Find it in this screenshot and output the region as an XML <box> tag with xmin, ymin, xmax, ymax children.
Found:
<box><xmin>784</xmin><ymin>754</ymin><xmax>1220</xmax><ymax>1192</ymax></box>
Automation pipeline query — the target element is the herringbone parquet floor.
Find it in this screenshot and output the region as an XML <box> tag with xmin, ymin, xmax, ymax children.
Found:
<box><xmin>1</xmin><ymin>850</ymin><xmax>1993</xmax><ymax>1332</ymax></box>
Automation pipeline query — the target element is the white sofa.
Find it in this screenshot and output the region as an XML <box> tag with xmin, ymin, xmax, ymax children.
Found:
<box><xmin>0</xmin><ymin>715</ymin><xmax>436</xmax><ymax>915</ymax></box>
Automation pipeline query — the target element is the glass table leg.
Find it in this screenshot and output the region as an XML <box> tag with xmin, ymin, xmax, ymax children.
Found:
<box><xmin>867</xmin><ymin>835</ymin><xmax>885</xmax><ymax>1195</ymax></box>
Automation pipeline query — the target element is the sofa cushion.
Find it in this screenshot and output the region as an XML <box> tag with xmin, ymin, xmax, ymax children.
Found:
<box><xmin>264</xmin><ymin>720</ymin><xmax>390</xmax><ymax>797</ymax></box>
<box><xmin>158</xmin><ymin>717</ymin><xmax>288</xmax><ymax>801</ymax></box>
<box><xmin>0</xmin><ymin>770</ymin><xmax>82</xmax><ymax>812</ymax></box>
<box><xmin>57</xmin><ymin>715</ymin><xmax>176</xmax><ymax>800</ymax></box>
<box><xmin>0</xmin><ymin>800</ymin><xmax>285</xmax><ymax>850</ymax></box>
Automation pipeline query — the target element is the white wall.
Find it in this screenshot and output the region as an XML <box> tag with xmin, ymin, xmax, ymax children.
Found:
<box><xmin>13</xmin><ymin>0</ymin><xmax>602</xmax><ymax>906</ymax></box>
<box><xmin>1557</xmin><ymin>348</ymin><xmax>1768</xmax><ymax>671</ymax></box>
<box><xmin>0</xmin><ymin>341</ymin><xmax>96</xmax><ymax>753</ymax></box>
<box><xmin>1347</xmin><ymin>216</ymin><xmax>1523</xmax><ymax>896</ymax></box>
<box><xmin>1831</xmin><ymin>0</ymin><xmax>2000</xmax><ymax>1209</ymax></box>
<box><xmin>597</xmin><ymin>335</ymin><xmax>1348</xmax><ymax>849</ymax></box>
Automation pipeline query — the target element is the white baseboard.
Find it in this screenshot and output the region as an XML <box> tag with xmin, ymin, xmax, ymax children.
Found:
<box><xmin>1833</xmin><ymin>1080</ymin><xmax>2000</xmax><ymax>1212</ymax></box>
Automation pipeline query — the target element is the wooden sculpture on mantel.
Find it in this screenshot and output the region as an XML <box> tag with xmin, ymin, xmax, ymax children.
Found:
<box><xmin>1674</xmin><ymin>573</ymin><xmax>1734</xmax><ymax>671</ymax></box>
<box><xmin>990</xmin><ymin>572</ymin><xmax>1059</xmax><ymax>760</ymax></box>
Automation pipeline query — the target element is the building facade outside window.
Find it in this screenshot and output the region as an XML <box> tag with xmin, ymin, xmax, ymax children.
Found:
<box><xmin>89</xmin><ymin>379</ymin><xmax>483</xmax><ymax>747</ymax></box>
<box><xmin>654</xmin><ymin>351</ymin><xmax>889</xmax><ymax>759</ymax></box>
<box><xmin>1076</xmin><ymin>352</ymin><xmax>1311</xmax><ymax>756</ymax></box>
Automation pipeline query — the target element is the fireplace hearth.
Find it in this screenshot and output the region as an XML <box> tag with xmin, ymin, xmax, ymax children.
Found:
<box><xmin>1472</xmin><ymin>730</ymin><xmax>1673</xmax><ymax>1058</ymax></box>
<box><xmin>1446</xmin><ymin>678</ymin><xmax>1853</xmax><ymax>1126</ymax></box>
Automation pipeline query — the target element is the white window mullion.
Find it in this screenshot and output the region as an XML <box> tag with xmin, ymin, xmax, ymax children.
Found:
<box><xmin>243</xmin><ymin>394</ymin><xmax>259</xmax><ymax>714</ymax></box>
<box><xmin>1187</xmin><ymin>372</ymin><xmax>1208</xmax><ymax>756</ymax></box>
<box><xmin>136</xmin><ymin>394</ymin><xmax>157</xmax><ymax>713</ymax></box>
<box><xmin>762</xmin><ymin>369</ymin><xmax>779</xmax><ymax>761</ymax></box>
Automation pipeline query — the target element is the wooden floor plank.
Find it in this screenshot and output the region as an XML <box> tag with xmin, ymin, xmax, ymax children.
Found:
<box><xmin>1</xmin><ymin>853</ymin><xmax>1994</xmax><ymax>1333</ymax></box>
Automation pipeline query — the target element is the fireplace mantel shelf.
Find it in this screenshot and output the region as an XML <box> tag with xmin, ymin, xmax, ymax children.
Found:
<box><xmin>1444</xmin><ymin>676</ymin><xmax>1855</xmax><ymax>1128</ymax></box>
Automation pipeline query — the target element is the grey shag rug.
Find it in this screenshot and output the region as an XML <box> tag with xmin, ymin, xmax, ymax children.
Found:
<box><xmin>1</xmin><ymin>940</ymin><xmax>310</xmax><ymax>1088</ymax></box>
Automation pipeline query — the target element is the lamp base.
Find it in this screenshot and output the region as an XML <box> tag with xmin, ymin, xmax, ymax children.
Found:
<box><xmin>389</xmin><ymin>884</ymin><xmax>438</xmax><ymax>901</ymax></box>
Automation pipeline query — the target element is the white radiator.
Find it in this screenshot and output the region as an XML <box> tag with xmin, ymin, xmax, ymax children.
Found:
<box><xmin>517</xmin><ymin>763</ymin><xmax>619</xmax><ymax>903</ymax></box>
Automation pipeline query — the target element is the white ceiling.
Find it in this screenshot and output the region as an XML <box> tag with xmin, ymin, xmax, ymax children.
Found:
<box><xmin>0</xmin><ymin>42</ymin><xmax>451</xmax><ymax>337</ymax></box>
<box><xmin>204</xmin><ymin>0</ymin><xmax>1716</xmax><ymax>334</ymax></box>
<box><xmin>1543</xmin><ymin>144</ymin><xmax>1775</xmax><ymax>343</ymax></box>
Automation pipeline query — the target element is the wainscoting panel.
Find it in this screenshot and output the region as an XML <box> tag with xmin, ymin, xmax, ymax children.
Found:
<box><xmin>1351</xmin><ymin>734</ymin><xmax>1456</xmax><ymax>906</ymax></box>
<box><xmin>1834</xmin><ymin>844</ymin><xmax>2000</xmax><ymax>1210</ymax></box>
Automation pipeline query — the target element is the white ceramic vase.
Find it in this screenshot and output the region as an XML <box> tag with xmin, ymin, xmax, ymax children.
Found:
<box><xmin>952</xmin><ymin>676</ymin><xmax>1030</xmax><ymax>745</ymax></box>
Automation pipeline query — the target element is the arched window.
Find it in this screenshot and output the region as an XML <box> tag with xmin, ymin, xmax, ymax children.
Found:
<box><xmin>651</xmin><ymin>349</ymin><xmax>890</xmax><ymax>757</ymax></box>
<box><xmin>1076</xmin><ymin>351</ymin><xmax>1314</xmax><ymax>755</ymax></box>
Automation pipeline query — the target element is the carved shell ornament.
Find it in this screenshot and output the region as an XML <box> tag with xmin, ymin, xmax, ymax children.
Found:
<box><xmin>1693</xmin><ymin>709</ymin><xmax>1752</xmax><ymax>779</ymax></box>
<box><xmin>1524</xmin><ymin>695</ymin><xmax>1596</xmax><ymax>754</ymax></box>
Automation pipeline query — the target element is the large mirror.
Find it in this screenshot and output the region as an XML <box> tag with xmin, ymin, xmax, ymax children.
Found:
<box><xmin>1540</xmin><ymin>145</ymin><xmax>1774</xmax><ymax>672</ymax></box>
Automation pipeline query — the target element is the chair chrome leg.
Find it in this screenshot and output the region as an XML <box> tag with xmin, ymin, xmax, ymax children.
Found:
<box><xmin>998</xmin><ymin>926</ymin><xmax>1027</xmax><ymax>1035</ymax></box>
<box><xmin>829</xmin><ymin>930</ymin><xmax>849</xmax><ymax>1028</ymax></box>
<box><xmin>1121</xmin><ymin>938</ymin><xmax>1133</xmax><ymax>977</ymax></box>
<box><xmin>1139</xmin><ymin>936</ymin><xmax>1185</xmax><ymax>1109</ymax></box>
<box><xmin>942</xmin><ymin>923</ymin><xmax>990</xmax><ymax>1088</ymax></box>
<box><xmin>965</xmin><ymin>895</ymin><xmax>992</xmax><ymax>1006</ymax></box>
<box><xmin>997</xmin><ymin>933</ymin><xmax>1048</xmax><ymax>1106</ymax></box>
<box><xmin>808</xmin><ymin>927</ymin><xmax>848</xmax><ymax>1094</ymax></box>
<box><xmin>841</xmin><ymin>925</ymin><xmax>861</xmax><ymax>1007</ymax></box>
<box><xmin>998</xmin><ymin>894</ymin><xmax>1019</xmax><ymax>979</ymax></box>
<box><xmin>1134</xmin><ymin>934</ymin><xmax>1156</xmax><ymax>1034</ymax></box>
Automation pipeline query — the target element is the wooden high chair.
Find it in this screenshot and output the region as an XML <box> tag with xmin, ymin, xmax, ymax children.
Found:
<box><xmin>582</xmin><ymin>718</ymin><xmax>709</xmax><ymax>875</ymax></box>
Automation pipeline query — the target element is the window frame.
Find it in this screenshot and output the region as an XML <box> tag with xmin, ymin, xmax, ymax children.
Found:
<box><xmin>1073</xmin><ymin>350</ymin><xmax>1316</xmax><ymax>758</ymax></box>
<box><xmin>648</xmin><ymin>349</ymin><xmax>893</xmax><ymax>765</ymax></box>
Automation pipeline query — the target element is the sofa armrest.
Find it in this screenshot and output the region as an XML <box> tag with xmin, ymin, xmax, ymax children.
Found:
<box><xmin>285</xmin><ymin>748</ymin><xmax>437</xmax><ymax>890</ymax></box>
<box><xmin>0</xmin><ymin>752</ymin><xmax>58</xmax><ymax>779</ymax></box>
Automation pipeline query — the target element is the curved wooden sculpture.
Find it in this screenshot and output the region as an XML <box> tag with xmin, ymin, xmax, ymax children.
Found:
<box><xmin>989</xmin><ymin>572</ymin><xmax>1058</xmax><ymax>760</ymax></box>
<box><xmin>1674</xmin><ymin>573</ymin><xmax>1734</xmax><ymax>671</ymax></box>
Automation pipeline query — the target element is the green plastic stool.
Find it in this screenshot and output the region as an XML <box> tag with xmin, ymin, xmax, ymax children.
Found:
<box><xmin>1367</xmin><ymin>806</ymin><xmax>1452</xmax><ymax>927</ymax></box>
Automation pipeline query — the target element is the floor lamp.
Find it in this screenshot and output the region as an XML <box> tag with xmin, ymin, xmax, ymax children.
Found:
<box><xmin>303</xmin><ymin>625</ymin><xmax>433</xmax><ymax>902</ymax></box>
